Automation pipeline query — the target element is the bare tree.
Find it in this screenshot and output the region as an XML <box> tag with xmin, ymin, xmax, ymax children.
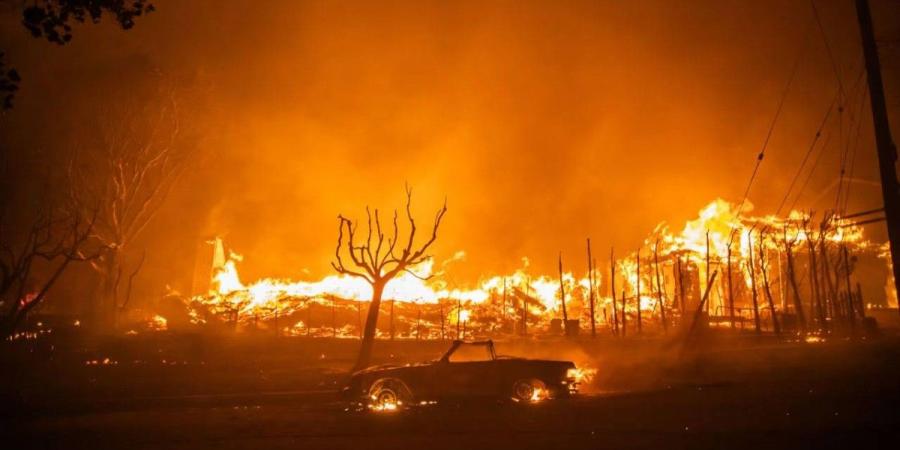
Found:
<box><xmin>332</xmin><ymin>186</ymin><xmax>447</xmax><ymax>371</ymax></box>
<box><xmin>0</xmin><ymin>208</ymin><xmax>98</xmax><ymax>338</ymax></box>
<box><xmin>68</xmin><ymin>83</ymin><xmax>192</xmax><ymax>329</ymax></box>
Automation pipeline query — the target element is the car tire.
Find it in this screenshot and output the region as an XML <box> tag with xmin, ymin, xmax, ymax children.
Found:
<box><xmin>367</xmin><ymin>377</ymin><xmax>413</xmax><ymax>411</ymax></box>
<box><xmin>511</xmin><ymin>378</ymin><xmax>547</xmax><ymax>403</ymax></box>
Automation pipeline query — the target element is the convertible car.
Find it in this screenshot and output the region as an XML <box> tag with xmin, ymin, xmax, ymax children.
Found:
<box><xmin>343</xmin><ymin>340</ymin><xmax>581</xmax><ymax>410</ymax></box>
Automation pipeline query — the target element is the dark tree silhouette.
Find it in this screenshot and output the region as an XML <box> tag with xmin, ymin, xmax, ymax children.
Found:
<box><xmin>332</xmin><ymin>186</ymin><xmax>447</xmax><ymax>371</ymax></box>
<box><xmin>1</xmin><ymin>0</ymin><xmax>154</xmax><ymax>109</ymax></box>
<box><xmin>68</xmin><ymin>83</ymin><xmax>191</xmax><ymax>329</ymax></box>
<box><xmin>0</xmin><ymin>207</ymin><xmax>98</xmax><ymax>337</ymax></box>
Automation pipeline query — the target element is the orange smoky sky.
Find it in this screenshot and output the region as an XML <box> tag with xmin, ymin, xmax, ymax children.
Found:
<box><xmin>1</xmin><ymin>0</ymin><xmax>898</xmax><ymax>300</ymax></box>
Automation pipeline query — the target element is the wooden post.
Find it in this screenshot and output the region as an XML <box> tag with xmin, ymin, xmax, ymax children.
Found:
<box><xmin>705</xmin><ymin>230</ymin><xmax>711</xmax><ymax>314</ymax></box>
<box><xmin>558</xmin><ymin>252</ymin><xmax>569</xmax><ymax>334</ymax></box>
<box><xmin>727</xmin><ymin>240</ymin><xmax>736</xmax><ymax>329</ymax></box>
<box><xmin>636</xmin><ymin>251</ymin><xmax>642</xmax><ymax>334</ymax></box>
<box><xmin>855</xmin><ymin>0</ymin><xmax>900</xmax><ymax>310</ymax></box>
<box><xmin>610</xmin><ymin>248</ymin><xmax>619</xmax><ymax>337</ymax></box>
<box><xmin>748</xmin><ymin>233</ymin><xmax>762</xmax><ymax>334</ymax></box>
<box><xmin>677</xmin><ymin>256</ymin><xmax>686</xmax><ymax>315</ymax></box>
<box><xmin>587</xmin><ymin>238</ymin><xmax>597</xmax><ymax>338</ymax></box>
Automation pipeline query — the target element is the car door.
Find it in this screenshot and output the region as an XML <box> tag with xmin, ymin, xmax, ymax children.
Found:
<box><xmin>435</xmin><ymin>344</ymin><xmax>498</xmax><ymax>397</ymax></box>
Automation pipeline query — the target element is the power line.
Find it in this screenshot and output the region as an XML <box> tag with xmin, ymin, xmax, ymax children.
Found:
<box><xmin>775</xmin><ymin>90</ymin><xmax>838</xmax><ymax>215</ymax></box>
<box><xmin>734</xmin><ymin>22</ymin><xmax>812</xmax><ymax>218</ymax></box>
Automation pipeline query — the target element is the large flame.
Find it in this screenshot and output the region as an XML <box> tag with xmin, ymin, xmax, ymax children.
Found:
<box><xmin>184</xmin><ymin>198</ymin><xmax>878</xmax><ymax>336</ymax></box>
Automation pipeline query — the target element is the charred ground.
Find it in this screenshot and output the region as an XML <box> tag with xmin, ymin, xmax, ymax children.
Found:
<box><xmin>3</xmin><ymin>330</ymin><xmax>900</xmax><ymax>449</ymax></box>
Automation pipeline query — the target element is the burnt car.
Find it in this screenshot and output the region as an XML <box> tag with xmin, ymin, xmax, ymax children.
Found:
<box><xmin>343</xmin><ymin>340</ymin><xmax>581</xmax><ymax>410</ymax></box>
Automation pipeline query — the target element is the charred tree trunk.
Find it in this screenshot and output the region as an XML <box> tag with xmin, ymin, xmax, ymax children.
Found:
<box><xmin>785</xmin><ymin>236</ymin><xmax>807</xmax><ymax>334</ymax></box>
<box><xmin>354</xmin><ymin>280</ymin><xmax>385</xmax><ymax>371</ymax></box>
<box><xmin>96</xmin><ymin>249</ymin><xmax>122</xmax><ymax>331</ymax></box>
<box><xmin>748</xmin><ymin>234</ymin><xmax>762</xmax><ymax>334</ymax></box>
<box><xmin>807</xmin><ymin>237</ymin><xmax>826</xmax><ymax>330</ymax></box>
<box><xmin>758</xmin><ymin>233</ymin><xmax>781</xmax><ymax>336</ymax></box>
<box><xmin>820</xmin><ymin>239</ymin><xmax>840</xmax><ymax>325</ymax></box>
<box><xmin>654</xmin><ymin>240</ymin><xmax>667</xmax><ymax>333</ymax></box>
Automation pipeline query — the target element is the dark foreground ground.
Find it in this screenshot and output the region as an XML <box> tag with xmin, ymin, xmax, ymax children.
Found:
<box><xmin>3</xmin><ymin>329</ymin><xmax>900</xmax><ymax>449</ymax></box>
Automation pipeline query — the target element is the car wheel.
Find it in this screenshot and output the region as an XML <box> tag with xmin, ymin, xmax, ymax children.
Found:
<box><xmin>511</xmin><ymin>378</ymin><xmax>547</xmax><ymax>403</ymax></box>
<box><xmin>367</xmin><ymin>378</ymin><xmax>413</xmax><ymax>411</ymax></box>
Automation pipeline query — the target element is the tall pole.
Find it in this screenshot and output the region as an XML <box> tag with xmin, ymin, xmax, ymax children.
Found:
<box><xmin>636</xmin><ymin>251</ymin><xmax>642</xmax><ymax>334</ymax></box>
<box><xmin>587</xmin><ymin>238</ymin><xmax>597</xmax><ymax>338</ymax></box>
<box><xmin>856</xmin><ymin>0</ymin><xmax>900</xmax><ymax>309</ymax></box>
<box><xmin>611</xmin><ymin>248</ymin><xmax>620</xmax><ymax>336</ymax></box>
<box><xmin>558</xmin><ymin>253</ymin><xmax>569</xmax><ymax>333</ymax></box>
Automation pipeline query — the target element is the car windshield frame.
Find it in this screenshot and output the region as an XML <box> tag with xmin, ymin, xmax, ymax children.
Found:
<box><xmin>439</xmin><ymin>340</ymin><xmax>497</xmax><ymax>363</ymax></box>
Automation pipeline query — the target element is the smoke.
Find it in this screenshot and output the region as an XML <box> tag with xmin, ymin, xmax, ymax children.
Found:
<box><xmin>0</xmin><ymin>0</ymin><xmax>897</xmax><ymax>311</ymax></box>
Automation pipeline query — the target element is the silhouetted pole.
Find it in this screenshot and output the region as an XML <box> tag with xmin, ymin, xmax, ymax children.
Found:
<box><xmin>856</xmin><ymin>0</ymin><xmax>900</xmax><ymax>310</ymax></box>
<box><xmin>705</xmin><ymin>230</ymin><xmax>711</xmax><ymax>314</ymax></box>
<box><xmin>331</xmin><ymin>295</ymin><xmax>336</xmax><ymax>338</ymax></box>
<box><xmin>558</xmin><ymin>252</ymin><xmax>569</xmax><ymax>335</ymax></box>
<box><xmin>676</xmin><ymin>255</ymin><xmax>686</xmax><ymax>315</ymax></box>
<box><xmin>727</xmin><ymin>239</ymin><xmax>736</xmax><ymax>329</ymax></box>
<box><xmin>636</xmin><ymin>251</ymin><xmax>642</xmax><ymax>334</ymax></box>
<box><xmin>610</xmin><ymin>248</ymin><xmax>619</xmax><ymax>336</ymax></box>
<box><xmin>587</xmin><ymin>238</ymin><xmax>596</xmax><ymax>338</ymax></box>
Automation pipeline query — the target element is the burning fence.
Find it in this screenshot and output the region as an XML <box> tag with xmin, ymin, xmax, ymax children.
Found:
<box><xmin>170</xmin><ymin>198</ymin><xmax>891</xmax><ymax>338</ymax></box>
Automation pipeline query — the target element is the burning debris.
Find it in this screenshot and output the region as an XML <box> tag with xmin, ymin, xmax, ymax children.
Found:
<box><xmin>171</xmin><ymin>198</ymin><xmax>888</xmax><ymax>339</ymax></box>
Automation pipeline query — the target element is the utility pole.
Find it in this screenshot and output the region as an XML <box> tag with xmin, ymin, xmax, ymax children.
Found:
<box><xmin>856</xmin><ymin>0</ymin><xmax>900</xmax><ymax>309</ymax></box>
<box><xmin>558</xmin><ymin>252</ymin><xmax>569</xmax><ymax>336</ymax></box>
